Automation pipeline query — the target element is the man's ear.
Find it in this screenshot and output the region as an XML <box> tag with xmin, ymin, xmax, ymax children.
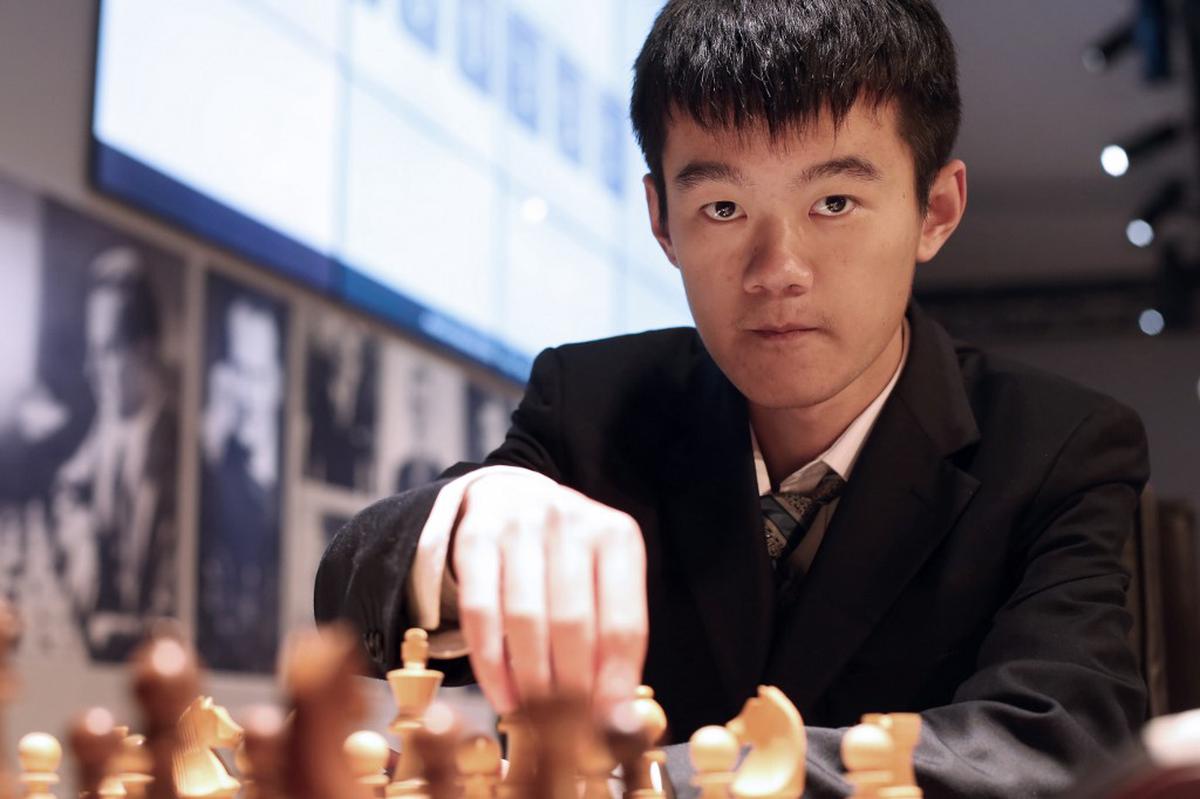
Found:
<box><xmin>643</xmin><ymin>174</ymin><xmax>679</xmax><ymax>267</ymax></box>
<box><xmin>916</xmin><ymin>159</ymin><xmax>967</xmax><ymax>264</ymax></box>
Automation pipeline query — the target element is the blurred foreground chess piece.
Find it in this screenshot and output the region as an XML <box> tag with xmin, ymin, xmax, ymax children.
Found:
<box><xmin>689</xmin><ymin>725</ymin><xmax>738</xmax><ymax>799</ymax></box>
<box><xmin>17</xmin><ymin>732</ymin><xmax>62</xmax><ymax>799</ymax></box>
<box><xmin>606</xmin><ymin>685</ymin><xmax>670</xmax><ymax>798</ymax></box>
<box><xmin>411</xmin><ymin>703</ymin><xmax>461</xmax><ymax>799</ymax></box>
<box><xmin>726</xmin><ymin>686</ymin><xmax>805</xmax><ymax>799</ymax></box>
<box><xmin>578</xmin><ymin>722</ymin><xmax>617</xmax><ymax>799</ymax></box>
<box><xmin>282</xmin><ymin>623</ymin><xmax>365</xmax><ymax>799</ymax></box>
<box><xmin>497</xmin><ymin>712</ymin><xmax>535</xmax><ymax>798</ymax></box>
<box><xmin>456</xmin><ymin>733</ymin><xmax>501</xmax><ymax>799</ymax></box>
<box><xmin>237</xmin><ymin>706</ymin><xmax>286</xmax><ymax>799</ymax></box>
<box><xmin>1069</xmin><ymin>708</ymin><xmax>1200</xmax><ymax>798</ymax></box>
<box><xmin>0</xmin><ymin>600</ymin><xmax>23</xmax><ymax>799</ymax></box>
<box><xmin>131</xmin><ymin>634</ymin><xmax>200</xmax><ymax>799</ymax></box>
<box><xmin>526</xmin><ymin>695</ymin><xmax>588</xmax><ymax>799</ymax></box>
<box><xmin>386</xmin><ymin>629</ymin><xmax>443</xmax><ymax>795</ymax></box>
<box><xmin>173</xmin><ymin>698</ymin><xmax>242</xmax><ymax>798</ymax></box>
<box><xmin>345</xmin><ymin>730</ymin><xmax>390</xmax><ymax>797</ymax></box>
<box><xmin>861</xmin><ymin>713</ymin><xmax>921</xmax><ymax>797</ymax></box>
<box><xmin>841</xmin><ymin>723</ymin><xmax>894</xmax><ymax>799</ymax></box>
<box><xmin>68</xmin><ymin>707</ymin><xmax>125</xmax><ymax>798</ymax></box>
<box><xmin>113</xmin><ymin>729</ymin><xmax>152</xmax><ymax>799</ymax></box>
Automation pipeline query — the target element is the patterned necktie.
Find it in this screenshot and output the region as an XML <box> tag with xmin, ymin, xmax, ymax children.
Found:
<box><xmin>761</xmin><ymin>470</ymin><xmax>847</xmax><ymax>570</ymax></box>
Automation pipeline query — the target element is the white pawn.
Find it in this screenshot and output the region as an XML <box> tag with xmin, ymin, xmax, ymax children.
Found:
<box><xmin>18</xmin><ymin>732</ymin><xmax>61</xmax><ymax>799</ymax></box>
<box><xmin>456</xmin><ymin>734</ymin><xmax>501</xmax><ymax>799</ymax></box>
<box><xmin>689</xmin><ymin>725</ymin><xmax>738</xmax><ymax>799</ymax></box>
<box><xmin>841</xmin><ymin>723</ymin><xmax>895</xmax><ymax>799</ymax></box>
<box><xmin>344</xmin><ymin>731</ymin><xmax>390</xmax><ymax>797</ymax></box>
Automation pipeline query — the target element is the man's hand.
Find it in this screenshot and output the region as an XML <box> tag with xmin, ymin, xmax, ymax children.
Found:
<box><xmin>452</xmin><ymin>471</ymin><xmax>648</xmax><ymax>715</ymax></box>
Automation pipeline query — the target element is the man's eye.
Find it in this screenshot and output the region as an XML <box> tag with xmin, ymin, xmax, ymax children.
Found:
<box><xmin>811</xmin><ymin>196</ymin><xmax>857</xmax><ymax>217</ymax></box>
<box><xmin>702</xmin><ymin>201</ymin><xmax>744</xmax><ymax>221</ymax></box>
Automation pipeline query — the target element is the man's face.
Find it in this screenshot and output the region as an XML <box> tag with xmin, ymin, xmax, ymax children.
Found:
<box><xmin>646</xmin><ymin>100</ymin><xmax>961</xmax><ymax>412</ymax></box>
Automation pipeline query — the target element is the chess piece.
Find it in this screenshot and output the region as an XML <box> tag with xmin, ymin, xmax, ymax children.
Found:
<box><xmin>282</xmin><ymin>623</ymin><xmax>366</xmax><ymax>799</ymax></box>
<box><xmin>411</xmin><ymin>703</ymin><xmax>461</xmax><ymax>799</ymax></box>
<box><xmin>862</xmin><ymin>714</ymin><xmax>921</xmax><ymax>797</ymax></box>
<box><xmin>345</xmin><ymin>731</ymin><xmax>391</xmax><ymax>797</ymax></box>
<box><xmin>526</xmin><ymin>695</ymin><xmax>588</xmax><ymax>799</ymax></box>
<box><xmin>131</xmin><ymin>634</ymin><xmax>200</xmax><ymax>799</ymax></box>
<box><xmin>237</xmin><ymin>705</ymin><xmax>286</xmax><ymax>799</ymax></box>
<box><xmin>605</xmin><ymin>686</ymin><xmax>670</xmax><ymax>799</ymax></box>
<box><xmin>68</xmin><ymin>707</ymin><xmax>125</xmax><ymax>798</ymax></box>
<box><xmin>841</xmin><ymin>723</ymin><xmax>895</xmax><ymax>799</ymax></box>
<box><xmin>578</xmin><ymin>726</ymin><xmax>617</xmax><ymax>799</ymax></box>
<box><xmin>113</xmin><ymin>732</ymin><xmax>153</xmax><ymax>799</ymax></box>
<box><xmin>174</xmin><ymin>697</ymin><xmax>243</xmax><ymax>798</ymax></box>
<box><xmin>386</xmin><ymin>629</ymin><xmax>443</xmax><ymax>796</ymax></box>
<box><xmin>17</xmin><ymin>732</ymin><xmax>61</xmax><ymax>799</ymax></box>
<box><xmin>456</xmin><ymin>734</ymin><xmax>501</xmax><ymax>799</ymax></box>
<box><xmin>0</xmin><ymin>601</ymin><xmax>23</xmax><ymax>799</ymax></box>
<box><xmin>690</xmin><ymin>725</ymin><xmax>738</xmax><ymax>799</ymax></box>
<box><xmin>726</xmin><ymin>685</ymin><xmax>805</xmax><ymax>799</ymax></box>
<box><xmin>497</xmin><ymin>713</ymin><xmax>536</xmax><ymax>798</ymax></box>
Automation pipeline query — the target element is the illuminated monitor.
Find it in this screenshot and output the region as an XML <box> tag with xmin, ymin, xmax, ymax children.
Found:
<box><xmin>91</xmin><ymin>0</ymin><xmax>689</xmax><ymax>380</ymax></box>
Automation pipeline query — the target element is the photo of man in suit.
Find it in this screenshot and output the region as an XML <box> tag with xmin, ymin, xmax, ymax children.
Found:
<box><xmin>316</xmin><ymin>2</ymin><xmax>1150</xmax><ymax>796</ymax></box>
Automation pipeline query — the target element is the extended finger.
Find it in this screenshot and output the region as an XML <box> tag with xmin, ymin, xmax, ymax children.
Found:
<box><xmin>501</xmin><ymin>511</ymin><xmax>553</xmax><ymax>705</ymax></box>
<box><xmin>594</xmin><ymin>517</ymin><xmax>649</xmax><ymax>712</ymax></box>
<box><xmin>546</xmin><ymin>515</ymin><xmax>597</xmax><ymax>700</ymax></box>
<box><xmin>455</xmin><ymin>520</ymin><xmax>518</xmax><ymax>715</ymax></box>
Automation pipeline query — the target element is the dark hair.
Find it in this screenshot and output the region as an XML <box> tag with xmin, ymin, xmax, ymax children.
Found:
<box><xmin>630</xmin><ymin>0</ymin><xmax>961</xmax><ymax>218</ymax></box>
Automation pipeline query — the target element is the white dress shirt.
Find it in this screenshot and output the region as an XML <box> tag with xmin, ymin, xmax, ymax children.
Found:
<box><xmin>408</xmin><ymin>321</ymin><xmax>910</xmax><ymax>658</ymax></box>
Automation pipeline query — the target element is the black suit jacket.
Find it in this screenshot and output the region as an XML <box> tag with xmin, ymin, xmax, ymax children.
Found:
<box><xmin>316</xmin><ymin>304</ymin><xmax>1150</xmax><ymax>798</ymax></box>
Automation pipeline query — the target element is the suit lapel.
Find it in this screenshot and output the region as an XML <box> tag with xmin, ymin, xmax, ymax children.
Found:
<box><xmin>659</xmin><ymin>344</ymin><xmax>774</xmax><ymax>714</ymax></box>
<box><xmin>763</xmin><ymin>304</ymin><xmax>982</xmax><ymax>712</ymax></box>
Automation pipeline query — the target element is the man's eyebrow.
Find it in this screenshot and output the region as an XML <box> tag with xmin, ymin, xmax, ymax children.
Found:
<box><xmin>673</xmin><ymin>161</ymin><xmax>750</xmax><ymax>190</ymax></box>
<box><xmin>795</xmin><ymin>156</ymin><xmax>883</xmax><ymax>186</ymax></box>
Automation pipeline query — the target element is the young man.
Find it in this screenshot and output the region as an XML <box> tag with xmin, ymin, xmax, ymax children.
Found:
<box><xmin>316</xmin><ymin>1</ymin><xmax>1149</xmax><ymax>795</ymax></box>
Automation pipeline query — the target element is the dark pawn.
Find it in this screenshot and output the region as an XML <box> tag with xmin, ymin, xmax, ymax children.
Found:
<box><xmin>130</xmin><ymin>635</ymin><xmax>201</xmax><ymax>799</ymax></box>
<box><xmin>68</xmin><ymin>707</ymin><xmax>122</xmax><ymax>799</ymax></box>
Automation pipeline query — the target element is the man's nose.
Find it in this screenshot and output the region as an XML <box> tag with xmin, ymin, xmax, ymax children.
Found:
<box><xmin>742</xmin><ymin>220</ymin><xmax>815</xmax><ymax>296</ymax></box>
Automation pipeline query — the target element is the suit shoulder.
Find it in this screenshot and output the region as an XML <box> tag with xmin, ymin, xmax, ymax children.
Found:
<box><xmin>955</xmin><ymin>340</ymin><xmax>1144</xmax><ymax>441</ymax></box>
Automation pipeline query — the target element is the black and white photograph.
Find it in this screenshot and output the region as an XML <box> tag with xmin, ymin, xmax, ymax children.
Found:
<box><xmin>0</xmin><ymin>179</ymin><xmax>185</xmax><ymax>663</ymax></box>
<box><xmin>197</xmin><ymin>271</ymin><xmax>289</xmax><ymax>674</ymax></box>
<box><xmin>302</xmin><ymin>314</ymin><xmax>378</xmax><ymax>492</ymax></box>
<box><xmin>464</xmin><ymin>380</ymin><xmax>517</xmax><ymax>462</ymax></box>
<box><xmin>377</xmin><ymin>341</ymin><xmax>465</xmax><ymax>496</ymax></box>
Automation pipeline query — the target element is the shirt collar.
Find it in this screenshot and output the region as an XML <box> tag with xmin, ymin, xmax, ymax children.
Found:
<box><xmin>752</xmin><ymin>318</ymin><xmax>910</xmax><ymax>495</ymax></box>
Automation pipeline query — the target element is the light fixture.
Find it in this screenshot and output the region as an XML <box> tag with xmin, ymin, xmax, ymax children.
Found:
<box><xmin>1138</xmin><ymin>308</ymin><xmax>1165</xmax><ymax>335</ymax></box>
<box><xmin>1127</xmin><ymin>180</ymin><xmax>1186</xmax><ymax>248</ymax></box>
<box><xmin>1100</xmin><ymin>121</ymin><xmax>1183</xmax><ymax>177</ymax></box>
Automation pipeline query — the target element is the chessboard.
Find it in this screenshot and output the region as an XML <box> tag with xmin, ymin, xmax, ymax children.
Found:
<box><xmin>1</xmin><ymin>610</ymin><xmax>1190</xmax><ymax>798</ymax></box>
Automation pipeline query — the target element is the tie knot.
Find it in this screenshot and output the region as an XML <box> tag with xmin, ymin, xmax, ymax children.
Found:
<box><xmin>761</xmin><ymin>470</ymin><xmax>846</xmax><ymax>562</ymax></box>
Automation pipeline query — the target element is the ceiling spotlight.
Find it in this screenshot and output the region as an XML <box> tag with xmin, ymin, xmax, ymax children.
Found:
<box><xmin>1138</xmin><ymin>308</ymin><xmax>1165</xmax><ymax>336</ymax></box>
<box><xmin>1100</xmin><ymin>121</ymin><xmax>1183</xmax><ymax>177</ymax></box>
<box><xmin>1127</xmin><ymin>179</ymin><xmax>1186</xmax><ymax>248</ymax></box>
<box><xmin>1083</xmin><ymin>20</ymin><xmax>1136</xmax><ymax>73</ymax></box>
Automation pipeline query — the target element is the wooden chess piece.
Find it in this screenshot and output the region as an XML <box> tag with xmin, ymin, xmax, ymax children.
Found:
<box><xmin>113</xmin><ymin>732</ymin><xmax>153</xmax><ymax>799</ymax></box>
<box><xmin>578</xmin><ymin>725</ymin><xmax>617</xmax><ymax>799</ymax></box>
<box><xmin>237</xmin><ymin>705</ymin><xmax>286</xmax><ymax>799</ymax></box>
<box><xmin>0</xmin><ymin>600</ymin><xmax>23</xmax><ymax>799</ymax></box>
<box><xmin>689</xmin><ymin>725</ymin><xmax>738</xmax><ymax>799</ymax></box>
<box><xmin>282</xmin><ymin>623</ymin><xmax>366</xmax><ymax>799</ymax></box>
<box><xmin>861</xmin><ymin>714</ymin><xmax>921</xmax><ymax>798</ymax></box>
<box><xmin>386</xmin><ymin>629</ymin><xmax>443</xmax><ymax>796</ymax></box>
<box><xmin>174</xmin><ymin>697</ymin><xmax>243</xmax><ymax>798</ymax></box>
<box><xmin>526</xmin><ymin>695</ymin><xmax>588</xmax><ymax>799</ymax></box>
<box><xmin>131</xmin><ymin>634</ymin><xmax>200</xmax><ymax>799</ymax></box>
<box><xmin>456</xmin><ymin>734</ymin><xmax>501</xmax><ymax>799</ymax></box>
<box><xmin>411</xmin><ymin>703</ymin><xmax>461</xmax><ymax>799</ymax></box>
<box><xmin>604</xmin><ymin>687</ymin><xmax>670</xmax><ymax>799</ymax></box>
<box><xmin>345</xmin><ymin>730</ymin><xmax>391</xmax><ymax>797</ymax></box>
<box><xmin>68</xmin><ymin>707</ymin><xmax>125</xmax><ymax>798</ymax></box>
<box><xmin>497</xmin><ymin>713</ymin><xmax>536</xmax><ymax>799</ymax></box>
<box><xmin>726</xmin><ymin>685</ymin><xmax>806</xmax><ymax>799</ymax></box>
<box><xmin>17</xmin><ymin>732</ymin><xmax>62</xmax><ymax>799</ymax></box>
<box><xmin>841</xmin><ymin>723</ymin><xmax>895</xmax><ymax>799</ymax></box>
